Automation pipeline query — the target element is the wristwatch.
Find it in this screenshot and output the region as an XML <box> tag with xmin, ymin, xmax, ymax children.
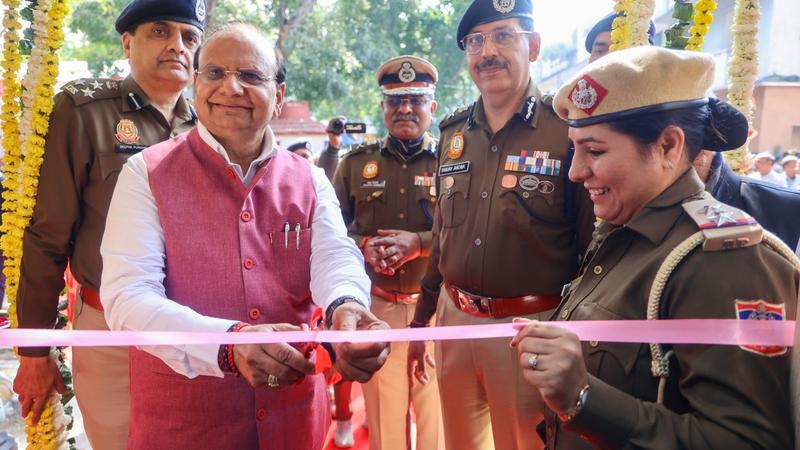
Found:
<box><xmin>558</xmin><ymin>383</ymin><xmax>591</xmax><ymax>423</ymax></box>
<box><xmin>324</xmin><ymin>296</ymin><xmax>365</xmax><ymax>329</ymax></box>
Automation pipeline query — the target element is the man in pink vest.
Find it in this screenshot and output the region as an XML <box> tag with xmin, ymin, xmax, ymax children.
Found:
<box><xmin>100</xmin><ymin>21</ymin><xmax>390</xmax><ymax>449</ymax></box>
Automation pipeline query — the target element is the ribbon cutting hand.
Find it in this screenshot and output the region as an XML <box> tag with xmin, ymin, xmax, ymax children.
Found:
<box><xmin>510</xmin><ymin>318</ymin><xmax>589</xmax><ymax>416</ymax></box>
<box><xmin>13</xmin><ymin>355</ymin><xmax>67</xmax><ymax>425</ymax></box>
<box><xmin>233</xmin><ymin>324</ymin><xmax>316</xmax><ymax>390</ymax></box>
<box><xmin>368</xmin><ymin>229</ymin><xmax>422</xmax><ymax>275</ymax></box>
<box><xmin>330</xmin><ymin>302</ymin><xmax>391</xmax><ymax>382</ymax></box>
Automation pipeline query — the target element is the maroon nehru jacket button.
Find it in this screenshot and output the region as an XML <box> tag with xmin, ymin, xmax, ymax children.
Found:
<box><xmin>226</xmin><ymin>168</ymin><xmax>236</xmax><ymax>179</ymax></box>
<box><xmin>240</xmin><ymin>211</ymin><xmax>252</xmax><ymax>222</ymax></box>
<box><xmin>248</xmin><ymin>308</ymin><xmax>261</xmax><ymax>320</ymax></box>
<box><xmin>243</xmin><ymin>258</ymin><xmax>255</xmax><ymax>270</ymax></box>
<box><xmin>256</xmin><ymin>408</ymin><xmax>267</xmax><ymax>421</ymax></box>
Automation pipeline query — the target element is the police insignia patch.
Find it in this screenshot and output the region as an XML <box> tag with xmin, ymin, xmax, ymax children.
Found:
<box><xmin>362</xmin><ymin>161</ymin><xmax>379</xmax><ymax>179</ymax></box>
<box><xmin>115</xmin><ymin>119</ymin><xmax>140</xmax><ymax>145</ymax></box>
<box><xmin>448</xmin><ymin>132</ymin><xmax>464</xmax><ymax>160</ymax></box>
<box><xmin>493</xmin><ymin>0</ymin><xmax>515</xmax><ymax>14</ymax></box>
<box><xmin>570</xmin><ymin>75</ymin><xmax>608</xmax><ymax>116</ymax></box>
<box><xmin>734</xmin><ymin>300</ymin><xmax>787</xmax><ymax>357</ymax></box>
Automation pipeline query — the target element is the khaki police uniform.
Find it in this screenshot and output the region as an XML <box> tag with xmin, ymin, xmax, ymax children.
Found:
<box><xmin>545</xmin><ymin>170</ymin><xmax>798</xmax><ymax>449</ymax></box>
<box><xmin>17</xmin><ymin>76</ymin><xmax>196</xmax><ymax>448</ymax></box>
<box><xmin>414</xmin><ymin>82</ymin><xmax>595</xmax><ymax>450</ymax></box>
<box><xmin>333</xmin><ymin>134</ymin><xmax>443</xmax><ymax>450</ymax></box>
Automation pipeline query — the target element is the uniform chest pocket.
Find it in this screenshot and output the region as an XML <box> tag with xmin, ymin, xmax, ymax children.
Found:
<box><xmin>498</xmin><ymin>180</ymin><xmax>564</xmax><ymax>229</ymax></box>
<box><xmin>581</xmin><ymin>303</ymin><xmax>644</xmax><ymax>384</ymax></box>
<box><xmin>98</xmin><ymin>152</ymin><xmax>131</xmax><ymax>181</ymax></box>
<box><xmin>355</xmin><ymin>190</ymin><xmax>386</xmax><ymax>226</ymax></box>
<box><xmin>439</xmin><ymin>174</ymin><xmax>471</xmax><ymax>228</ymax></box>
<box><xmin>415</xmin><ymin>188</ymin><xmax>436</xmax><ymax>225</ymax></box>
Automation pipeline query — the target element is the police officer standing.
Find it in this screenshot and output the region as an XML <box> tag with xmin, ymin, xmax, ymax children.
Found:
<box><xmin>408</xmin><ymin>1</ymin><xmax>595</xmax><ymax>449</ymax></box>
<box><xmin>319</xmin><ymin>116</ymin><xmax>347</xmax><ymax>180</ymax></box>
<box><xmin>333</xmin><ymin>55</ymin><xmax>443</xmax><ymax>450</ymax></box>
<box><xmin>12</xmin><ymin>1</ymin><xmax>203</xmax><ymax>448</ymax></box>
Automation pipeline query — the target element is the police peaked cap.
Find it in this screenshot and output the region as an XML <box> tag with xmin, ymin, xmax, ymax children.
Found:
<box><xmin>456</xmin><ymin>0</ymin><xmax>534</xmax><ymax>50</ymax></box>
<box><xmin>115</xmin><ymin>0</ymin><xmax>207</xmax><ymax>34</ymax></box>
<box><xmin>585</xmin><ymin>12</ymin><xmax>656</xmax><ymax>53</ymax></box>
<box><xmin>287</xmin><ymin>141</ymin><xmax>313</xmax><ymax>153</ymax></box>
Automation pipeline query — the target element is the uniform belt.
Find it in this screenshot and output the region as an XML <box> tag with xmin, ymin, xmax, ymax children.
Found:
<box><xmin>446</xmin><ymin>284</ymin><xmax>560</xmax><ymax>319</ymax></box>
<box><xmin>371</xmin><ymin>285</ymin><xmax>420</xmax><ymax>304</ymax></box>
<box><xmin>79</xmin><ymin>286</ymin><xmax>103</xmax><ymax>311</ymax></box>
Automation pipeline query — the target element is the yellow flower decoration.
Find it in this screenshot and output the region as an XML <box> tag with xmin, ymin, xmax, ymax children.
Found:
<box><xmin>685</xmin><ymin>0</ymin><xmax>718</xmax><ymax>51</ymax></box>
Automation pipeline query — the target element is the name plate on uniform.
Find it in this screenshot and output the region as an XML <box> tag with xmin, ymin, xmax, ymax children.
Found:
<box><xmin>361</xmin><ymin>180</ymin><xmax>386</xmax><ymax>188</ymax></box>
<box><xmin>438</xmin><ymin>161</ymin><xmax>470</xmax><ymax>176</ymax></box>
<box><xmin>114</xmin><ymin>144</ymin><xmax>148</xmax><ymax>154</ymax></box>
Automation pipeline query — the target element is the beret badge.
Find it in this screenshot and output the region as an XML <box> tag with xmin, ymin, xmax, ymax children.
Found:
<box><xmin>195</xmin><ymin>0</ymin><xmax>206</xmax><ymax>21</ymax></box>
<box><xmin>570</xmin><ymin>75</ymin><xmax>607</xmax><ymax>116</ymax></box>
<box><xmin>493</xmin><ymin>0</ymin><xmax>515</xmax><ymax>14</ymax></box>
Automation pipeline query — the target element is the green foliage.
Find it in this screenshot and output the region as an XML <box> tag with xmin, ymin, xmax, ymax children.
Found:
<box><xmin>64</xmin><ymin>0</ymin><xmax>129</xmax><ymax>75</ymax></box>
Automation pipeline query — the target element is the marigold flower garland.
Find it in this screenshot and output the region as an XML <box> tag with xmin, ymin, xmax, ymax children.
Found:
<box><xmin>723</xmin><ymin>0</ymin><xmax>759</xmax><ymax>173</ymax></box>
<box><xmin>610</xmin><ymin>0</ymin><xmax>655</xmax><ymax>51</ymax></box>
<box><xmin>1</xmin><ymin>0</ymin><xmax>73</xmax><ymax>448</ymax></box>
<box><xmin>686</xmin><ymin>0</ymin><xmax>718</xmax><ymax>51</ymax></box>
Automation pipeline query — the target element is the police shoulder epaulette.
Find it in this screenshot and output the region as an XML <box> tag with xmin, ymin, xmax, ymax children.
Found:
<box><xmin>439</xmin><ymin>104</ymin><xmax>472</xmax><ymax>130</ymax></box>
<box><xmin>682</xmin><ymin>198</ymin><xmax>762</xmax><ymax>251</ymax></box>
<box><xmin>60</xmin><ymin>78</ymin><xmax>122</xmax><ymax>106</ymax></box>
<box><xmin>341</xmin><ymin>140</ymin><xmax>379</xmax><ymax>160</ymax></box>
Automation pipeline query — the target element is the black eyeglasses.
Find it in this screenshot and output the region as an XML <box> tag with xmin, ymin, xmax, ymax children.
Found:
<box><xmin>384</xmin><ymin>96</ymin><xmax>432</xmax><ymax>109</ymax></box>
<box><xmin>196</xmin><ymin>65</ymin><xmax>274</xmax><ymax>87</ymax></box>
<box><xmin>461</xmin><ymin>29</ymin><xmax>531</xmax><ymax>54</ymax></box>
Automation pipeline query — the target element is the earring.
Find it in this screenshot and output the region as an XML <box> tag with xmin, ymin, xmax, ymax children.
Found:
<box><xmin>666</xmin><ymin>160</ymin><xmax>674</xmax><ymax>169</ymax></box>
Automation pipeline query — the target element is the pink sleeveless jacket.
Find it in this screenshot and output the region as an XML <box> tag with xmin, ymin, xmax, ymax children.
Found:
<box><xmin>130</xmin><ymin>128</ymin><xmax>329</xmax><ymax>449</ymax></box>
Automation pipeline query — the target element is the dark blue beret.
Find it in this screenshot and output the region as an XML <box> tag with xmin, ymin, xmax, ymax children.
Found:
<box><xmin>287</xmin><ymin>141</ymin><xmax>312</xmax><ymax>153</ymax></box>
<box><xmin>584</xmin><ymin>12</ymin><xmax>656</xmax><ymax>53</ymax></box>
<box><xmin>456</xmin><ymin>0</ymin><xmax>534</xmax><ymax>50</ymax></box>
<box><xmin>115</xmin><ymin>0</ymin><xmax>207</xmax><ymax>34</ymax></box>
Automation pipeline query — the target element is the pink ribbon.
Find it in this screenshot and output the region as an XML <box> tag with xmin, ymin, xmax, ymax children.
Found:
<box><xmin>0</xmin><ymin>320</ymin><xmax>794</xmax><ymax>347</ymax></box>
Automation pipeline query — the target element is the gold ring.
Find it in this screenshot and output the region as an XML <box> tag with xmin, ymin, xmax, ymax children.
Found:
<box><xmin>267</xmin><ymin>374</ymin><xmax>280</xmax><ymax>388</ymax></box>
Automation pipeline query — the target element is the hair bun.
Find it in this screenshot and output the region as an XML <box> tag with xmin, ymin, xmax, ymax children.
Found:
<box><xmin>703</xmin><ymin>99</ymin><xmax>749</xmax><ymax>152</ymax></box>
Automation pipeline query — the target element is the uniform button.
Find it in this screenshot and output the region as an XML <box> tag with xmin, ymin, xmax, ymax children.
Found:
<box><xmin>240</xmin><ymin>211</ymin><xmax>252</xmax><ymax>222</ymax></box>
<box><xmin>400</xmin><ymin>188</ymin><xmax>406</xmax><ymax>194</ymax></box>
<box><xmin>474</xmin><ymin>238</ymin><xmax>482</xmax><ymax>246</ymax></box>
<box><xmin>589</xmin><ymin>340</ymin><xmax>599</xmax><ymax>347</ymax></box>
<box><xmin>402</xmin><ymin>164</ymin><xmax>408</xmax><ymax>169</ymax></box>
<box><xmin>399</xmin><ymin>213</ymin><xmax>405</xmax><ymax>219</ymax></box>
<box><xmin>561</xmin><ymin>310</ymin><xmax>569</xmax><ymax>319</ymax></box>
<box><xmin>399</xmin><ymin>269</ymin><xmax>406</xmax><ymax>275</ymax></box>
<box><xmin>522</xmin><ymin>192</ymin><xmax>530</xmax><ymax>199</ymax></box>
<box><xmin>593</xmin><ymin>265</ymin><xmax>603</xmax><ymax>275</ymax></box>
<box><xmin>244</xmin><ymin>258</ymin><xmax>255</xmax><ymax>270</ymax></box>
<box><xmin>491</xmin><ymin>145</ymin><xmax>498</xmax><ymax>153</ymax></box>
<box><xmin>480</xmin><ymin>191</ymin><xmax>489</xmax><ymax>199</ymax></box>
<box><xmin>256</xmin><ymin>408</ymin><xmax>267</xmax><ymax>421</ymax></box>
<box><xmin>249</xmin><ymin>308</ymin><xmax>261</xmax><ymax>320</ymax></box>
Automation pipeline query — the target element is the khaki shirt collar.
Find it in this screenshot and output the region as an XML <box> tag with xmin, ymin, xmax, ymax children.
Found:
<box><xmin>381</xmin><ymin>133</ymin><xmax>436</xmax><ymax>162</ymax></box>
<box><xmin>623</xmin><ymin>169</ymin><xmax>706</xmax><ymax>245</ymax></box>
<box><xmin>471</xmin><ymin>79</ymin><xmax>543</xmax><ymax>131</ymax></box>
<box><xmin>120</xmin><ymin>76</ymin><xmax>194</xmax><ymax>122</ymax></box>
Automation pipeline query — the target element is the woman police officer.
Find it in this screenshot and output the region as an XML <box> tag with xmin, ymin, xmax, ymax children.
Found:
<box><xmin>512</xmin><ymin>46</ymin><xmax>799</xmax><ymax>449</ymax></box>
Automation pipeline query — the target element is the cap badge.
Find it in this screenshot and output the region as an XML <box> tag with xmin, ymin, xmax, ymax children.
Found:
<box><xmin>493</xmin><ymin>0</ymin><xmax>515</xmax><ymax>14</ymax></box>
<box><xmin>115</xmin><ymin>119</ymin><xmax>140</xmax><ymax>145</ymax></box>
<box><xmin>398</xmin><ymin>61</ymin><xmax>416</xmax><ymax>83</ymax></box>
<box><xmin>569</xmin><ymin>75</ymin><xmax>608</xmax><ymax>116</ymax></box>
<box><xmin>362</xmin><ymin>161</ymin><xmax>379</xmax><ymax>179</ymax></box>
<box><xmin>195</xmin><ymin>0</ymin><xmax>207</xmax><ymax>21</ymax></box>
<box><xmin>448</xmin><ymin>132</ymin><xmax>465</xmax><ymax>160</ymax></box>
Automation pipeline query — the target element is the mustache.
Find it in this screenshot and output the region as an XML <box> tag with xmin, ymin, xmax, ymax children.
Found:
<box><xmin>393</xmin><ymin>113</ymin><xmax>419</xmax><ymax>123</ymax></box>
<box><xmin>476</xmin><ymin>56</ymin><xmax>509</xmax><ymax>71</ymax></box>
